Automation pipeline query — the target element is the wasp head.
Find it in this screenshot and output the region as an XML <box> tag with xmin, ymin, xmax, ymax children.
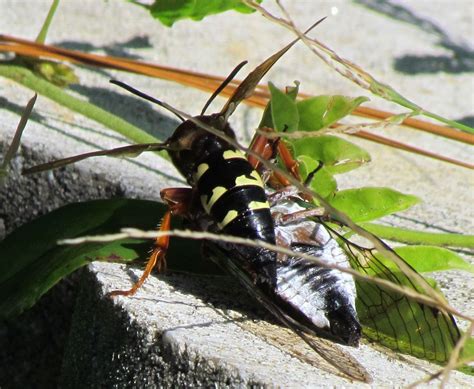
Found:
<box><xmin>166</xmin><ymin>113</ymin><xmax>237</xmax><ymax>184</ymax></box>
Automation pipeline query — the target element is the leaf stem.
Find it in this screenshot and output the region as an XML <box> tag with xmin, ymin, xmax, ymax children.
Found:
<box><xmin>421</xmin><ymin>110</ymin><xmax>474</xmax><ymax>134</ymax></box>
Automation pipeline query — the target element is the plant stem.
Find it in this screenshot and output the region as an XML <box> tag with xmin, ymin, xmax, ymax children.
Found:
<box><xmin>421</xmin><ymin>110</ymin><xmax>474</xmax><ymax>134</ymax></box>
<box><xmin>0</xmin><ymin>64</ymin><xmax>169</xmax><ymax>160</ymax></box>
<box><xmin>360</xmin><ymin>222</ymin><xmax>474</xmax><ymax>249</ymax></box>
<box><xmin>36</xmin><ymin>0</ymin><xmax>60</xmax><ymax>44</ymax></box>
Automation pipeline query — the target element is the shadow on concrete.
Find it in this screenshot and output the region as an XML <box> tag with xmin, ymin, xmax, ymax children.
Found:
<box><xmin>55</xmin><ymin>36</ymin><xmax>153</xmax><ymax>60</ymax></box>
<box><xmin>0</xmin><ymin>91</ymin><xmax>183</xmax><ymax>183</ymax></box>
<box><xmin>354</xmin><ymin>0</ymin><xmax>474</xmax><ymax>74</ymax></box>
<box><xmin>68</xmin><ymin>84</ymin><xmax>180</xmax><ymax>141</ymax></box>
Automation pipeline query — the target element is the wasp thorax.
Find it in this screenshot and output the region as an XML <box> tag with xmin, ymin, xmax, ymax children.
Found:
<box><xmin>166</xmin><ymin>114</ymin><xmax>237</xmax><ymax>184</ymax></box>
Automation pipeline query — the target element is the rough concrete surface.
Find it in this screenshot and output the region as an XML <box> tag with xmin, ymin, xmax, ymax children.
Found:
<box><xmin>0</xmin><ymin>0</ymin><xmax>473</xmax><ymax>387</ymax></box>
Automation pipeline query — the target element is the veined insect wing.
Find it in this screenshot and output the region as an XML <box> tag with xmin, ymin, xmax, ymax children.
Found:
<box><xmin>319</xmin><ymin>219</ymin><xmax>461</xmax><ymax>362</ymax></box>
<box><xmin>203</xmin><ymin>242</ymin><xmax>372</xmax><ymax>383</ymax></box>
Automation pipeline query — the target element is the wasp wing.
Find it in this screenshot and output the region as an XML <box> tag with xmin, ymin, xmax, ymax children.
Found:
<box><xmin>237</xmin><ymin>317</ymin><xmax>372</xmax><ymax>383</ymax></box>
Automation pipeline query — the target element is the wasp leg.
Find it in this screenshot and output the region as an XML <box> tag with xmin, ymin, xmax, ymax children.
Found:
<box><xmin>267</xmin><ymin>185</ymin><xmax>300</xmax><ymax>205</ymax></box>
<box><xmin>107</xmin><ymin>210</ymin><xmax>172</xmax><ymax>298</ymax></box>
<box><xmin>247</xmin><ymin>127</ymin><xmax>304</xmax><ymax>188</ymax></box>
<box><xmin>107</xmin><ymin>188</ymin><xmax>193</xmax><ymax>298</ymax></box>
<box><xmin>277</xmin><ymin>140</ymin><xmax>301</xmax><ymax>182</ymax></box>
<box><xmin>160</xmin><ymin>187</ymin><xmax>193</xmax><ymax>216</ymax></box>
<box><xmin>247</xmin><ymin>127</ymin><xmax>278</xmax><ymax>171</ymax></box>
<box><xmin>273</xmin><ymin>207</ymin><xmax>326</xmax><ymax>226</ymax></box>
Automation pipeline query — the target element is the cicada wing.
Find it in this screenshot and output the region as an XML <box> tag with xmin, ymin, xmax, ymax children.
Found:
<box><xmin>321</xmin><ymin>221</ymin><xmax>461</xmax><ymax>363</ymax></box>
<box><xmin>219</xmin><ymin>18</ymin><xmax>326</xmax><ymax>123</ymax></box>
<box><xmin>205</xmin><ymin>242</ymin><xmax>371</xmax><ymax>383</ymax></box>
<box><xmin>23</xmin><ymin>142</ymin><xmax>166</xmax><ymax>174</ymax></box>
<box><xmin>238</xmin><ymin>317</ymin><xmax>372</xmax><ymax>383</ymax></box>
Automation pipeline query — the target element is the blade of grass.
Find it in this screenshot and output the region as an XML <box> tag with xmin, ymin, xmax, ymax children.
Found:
<box><xmin>0</xmin><ymin>64</ymin><xmax>167</xmax><ymax>159</ymax></box>
<box><xmin>35</xmin><ymin>0</ymin><xmax>60</xmax><ymax>44</ymax></box>
<box><xmin>360</xmin><ymin>223</ymin><xmax>474</xmax><ymax>249</ymax></box>
<box><xmin>352</xmin><ymin>130</ymin><xmax>473</xmax><ymax>170</ymax></box>
<box><xmin>243</xmin><ymin>0</ymin><xmax>474</xmax><ymax>135</ymax></box>
<box><xmin>1</xmin><ymin>94</ymin><xmax>37</xmax><ymax>172</ymax></box>
<box><xmin>1</xmin><ymin>35</ymin><xmax>471</xmax><ymax>145</ymax></box>
<box><xmin>354</xmin><ymin>106</ymin><xmax>474</xmax><ymax>145</ymax></box>
<box><xmin>0</xmin><ymin>37</ymin><xmax>471</xmax><ymax>169</ymax></box>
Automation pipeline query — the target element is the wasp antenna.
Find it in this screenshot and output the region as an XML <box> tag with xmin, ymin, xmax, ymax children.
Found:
<box><xmin>201</xmin><ymin>60</ymin><xmax>248</xmax><ymax>116</ymax></box>
<box><xmin>110</xmin><ymin>79</ymin><xmax>185</xmax><ymax>122</ymax></box>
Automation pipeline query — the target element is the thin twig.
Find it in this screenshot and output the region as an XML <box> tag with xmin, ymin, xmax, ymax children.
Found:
<box><xmin>59</xmin><ymin>226</ymin><xmax>473</xmax><ymax>323</ymax></box>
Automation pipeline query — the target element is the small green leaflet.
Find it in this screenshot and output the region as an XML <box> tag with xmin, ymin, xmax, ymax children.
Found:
<box><xmin>329</xmin><ymin>187</ymin><xmax>420</xmax><ymax>222</ymax></box>
<box><xmin>134</xmin><ymin>0</ymin><xmax>261</xmax><ymax>27</ymax></box>
<box><xmin>297</xmin><ymin>95</ymin><xmax>369</xmax><ymax>131</ymax></box>
<box><xmin>290</xmin><ymin>136</ymin><xmax>371</xmax><ymax>175</ymax></box>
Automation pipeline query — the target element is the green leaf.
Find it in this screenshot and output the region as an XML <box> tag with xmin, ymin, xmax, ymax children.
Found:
<box><xmin>258</xmin><ymin>101</ymin><xmax>274</xmax><ymax>129</ymax></box>
<box><xmin>0</xmin><ymin>199</ymin><xmax>218</xmax><ymax>318</ymax></box>
<box><xmin>258</xmin><ymin>82</ymin><xmax>300</xmax><ymax>129</ymax></box>
<box><xmin>329</xmin><ymin>187</ymin><xmax>420</xmax><ymax>222</ymax></box>
<box><xmin>285</xmin><ymin>81</ymin><xmax>300</xmax><ymax>101</ymax></box>
<box><xmin>394</xmin><ymin>246</ymin><xmax>474</xmax><ymax>274</ymax></box>
<box><xmin>461</xmin><ymin>336</ymin><xmax>474</xmax><ymax>363</ymax></box>
<box><xmin>290</xmin><ymin>135</ymin><xmax>371</xmax><ymax>174</ymax></box>
<box><xmin>141</xmin><ymin>0</ymin><xmax>260</xmax><ymax>27</ymax></box>
<box><xmin>297</xmin><ymin>155</ymin><xmax>337</xmax><ymax>198</ymax></box>
<box><xmin>297</xmin><ymin>95</ymin><xmax>369</xmax><ymax>131</ymax></box>
<box><xmin>269</xmin><ymin>82</ymin><xmax>299</xmax><ymax>132</ymax></box>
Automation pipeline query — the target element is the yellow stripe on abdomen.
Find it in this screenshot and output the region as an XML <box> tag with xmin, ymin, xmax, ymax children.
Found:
<box><xmin>194</xmin><ymin>163</ymin><xmax>209</xmax><ymax>181</ymax></box>
<box><xmin>248</xmin><ymin>200</ymin><xmax>270</xmax><ymax>210</ymax></box>
<box><xmin>217</xmin><ymin>209</ymin><xmax>239</xmax><ymax>229</ymax></box>
<box><xmin>200</xmin><ymin>186</ymin><xmax>227</xmax><ymax>213</ymax></box>
<box><xmin>234</xmin><ymin>170</ymin><xmax>264</xmax><ymax>188</ymax></box>
<box><xmin>222</xmin><ymin>149</ymin><xmax>247</xmax><ymax>160</ymax></box>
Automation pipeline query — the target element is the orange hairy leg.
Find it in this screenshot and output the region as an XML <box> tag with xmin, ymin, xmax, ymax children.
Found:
<box><xmin>247</xmin><ymin>127</ymin><xmax>302</xmax><ymax>187</ymax></box>
<box><xmin>108</xmin><ymin>188</ymin><xmax>193</xmax><ymax>297</ymax></box>
<box><xmin>248</xmin><ymin>127</ymin><xmax>324</xmax><ymax>211</ymax></box>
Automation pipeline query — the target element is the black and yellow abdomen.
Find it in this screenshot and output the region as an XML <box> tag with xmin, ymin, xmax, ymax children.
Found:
<box><xmin>166</xmin><ymin>115</ymin><xmax>277</xmax><ymax>284</ymax></box>
<box><xmin>195</xmin><ymin>149</ymin><xmax>271</xmax><ymax>232</ymax></box>
<box><xmin>194</xmin><ymin>147</ymin><xmax>276</xmax><ymax>283</ymax></box>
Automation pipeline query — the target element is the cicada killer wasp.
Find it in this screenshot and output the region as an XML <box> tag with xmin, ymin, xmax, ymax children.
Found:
<box><xmin>24</xmin><ymin>18</ymin><xmax>462</xmax><ymax>384</ymax></box>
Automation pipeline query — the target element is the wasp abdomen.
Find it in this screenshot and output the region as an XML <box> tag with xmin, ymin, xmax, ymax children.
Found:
<box><xmin>194</xmin><ymin>147</ymin><xmax>276</xmax><ymax>282</ymax></box>
<box><xmin>196</xmin><ymin>150</ymin><xmax>270</xmax><ymax>226</ymax></box>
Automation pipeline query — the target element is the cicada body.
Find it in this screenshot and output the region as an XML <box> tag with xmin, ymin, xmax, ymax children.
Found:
<box><xmin>271</xmin><ymin>197</ymin><xmax>361</xmax><ymax>346</ymax></box>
